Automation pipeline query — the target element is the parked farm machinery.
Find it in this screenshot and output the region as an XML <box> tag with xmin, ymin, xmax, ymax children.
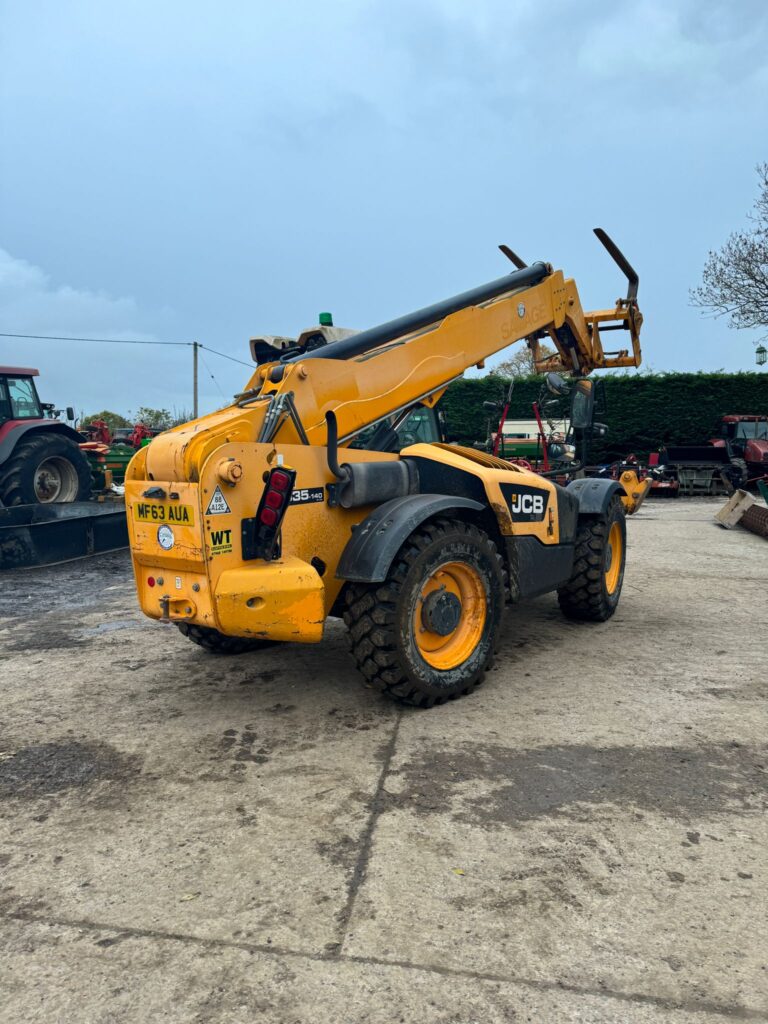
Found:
<box><xmin>125</xmin><ymin>229</ymin><xmax>645</xmax><ymax>706</ymax></box>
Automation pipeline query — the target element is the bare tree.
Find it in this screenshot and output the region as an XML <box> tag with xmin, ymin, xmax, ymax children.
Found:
<box><xmin>691</xmin><ymin>163</ymin><xmax>768</xmax><ymax>340</ymax></box>
<box><xmin>490</xmin><ymin>341</ymin><xmax>556</xmax><ymax>378</ymax></box>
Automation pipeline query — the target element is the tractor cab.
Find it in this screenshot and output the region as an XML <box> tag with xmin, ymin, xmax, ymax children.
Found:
<box><xmin>0</xmin><ymin>368</ymin><xmax>45</xmax><ymax>424</ymax></box>
<box><xmin>0</xmin><ymin>367</ymin><xmax>88</xmax><ymax>505</ymax></box>
<box><xmin>718</xmin><ymin>415</ymin><xmax>768</xmax><ymax>479</ymax></box>
<box><xmin>720</xmin><ymin>415</ymin><xmax>768</xmax><ymax>447</ymax></box>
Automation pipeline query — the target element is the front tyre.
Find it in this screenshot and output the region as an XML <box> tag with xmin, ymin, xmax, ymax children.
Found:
<box><xmin>344</xmin><ymin>518</ymin><xmax>505</xmax><ymax>707</ymax></box>
<box><xmin>558</xmin><ymin>497</ymin><xmax>626</xmax><ymax>622</ymax></box>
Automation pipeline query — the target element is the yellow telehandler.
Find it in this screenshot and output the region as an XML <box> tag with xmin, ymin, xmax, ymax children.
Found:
<box><xmin>126</xmin><ymin>229</ymin><xmax>643</xmax><ymax>706</ymax></box>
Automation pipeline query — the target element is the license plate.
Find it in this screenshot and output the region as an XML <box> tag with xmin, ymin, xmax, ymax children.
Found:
<box><xmin>134</xmin><ymin>501</ymin><xmax>194</xmax><ymax>525</ymax></box>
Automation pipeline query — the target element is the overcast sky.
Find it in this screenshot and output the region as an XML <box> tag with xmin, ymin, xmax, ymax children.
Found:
<box><xmin>1</xmin><ymin>0</ymin><xmax>766</xmax><ymax>419</ymax></box>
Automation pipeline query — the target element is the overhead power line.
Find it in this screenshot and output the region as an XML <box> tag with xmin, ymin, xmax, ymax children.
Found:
<box><xmin>199</xmin><ymin>351</ymin><xmax>227</xmax><ymax>401</ymax></box>
<box><xmin>0</xmin><ymin>331</ymin><xmax>189</xmax><ymax>346</ymax></box>
<box><xmin>0</xmin><ymin>330</ymin><xmax>256</xmax><ymax>410</ymax></box>
<box><xmin>0</xmin><ymin>330</ymin><xmax>254</xmax><ymax>368</ymax></box>
<box><xmin>197</xmin><ymin>345</ymin><xmax>252</xmax><ymax>369</ymax></box>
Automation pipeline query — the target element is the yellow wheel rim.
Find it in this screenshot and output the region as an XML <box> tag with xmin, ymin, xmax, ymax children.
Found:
<box><xmin>412</xmin><ymin>561</ymin><xmax>487</xmax><ymax>671</ymax></box>
<box><xmin>605</xmin><ymin>521</ymin><xmax>623</xmax><ymax>595</ymax></box>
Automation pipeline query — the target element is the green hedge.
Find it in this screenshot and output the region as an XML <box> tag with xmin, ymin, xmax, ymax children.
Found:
<box><xmin>438</xmin><ymin>373</ymin><xmax>768</xmax><ymax>461</ymax></box>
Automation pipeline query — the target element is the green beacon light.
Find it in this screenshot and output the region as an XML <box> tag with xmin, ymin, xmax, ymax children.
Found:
<box><xmin>319</xmin><ymin>312</ymin><xmax>333</xmax><ymax>327</ymax></box>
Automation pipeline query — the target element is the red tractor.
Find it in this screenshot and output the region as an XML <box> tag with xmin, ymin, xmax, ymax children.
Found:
<box><xmin>712</xmin><ymin>415</ymin><xmax>768</xmax><ymax>486</ymax></box>
<box><xmin>0</xmin><ymin>367</ymin><xmax>92</xmax><ymax>506</ymax></box>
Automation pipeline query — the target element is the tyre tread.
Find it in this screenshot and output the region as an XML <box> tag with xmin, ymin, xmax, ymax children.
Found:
<box><xmin>177</xmin><ymin>622</ymin><xmax>275</xmax><ymax>655</ymax></box>
<box><xmin>0</xmin><ymin>433</ymin><xmax>92</xmax><ymax>506</ymax></box>
<box><xmin>343</xmin><ymin>517</ymin><xmax>503</xmax><ymax>708</ymax></box>
<box><xmin>557</xmin><ymin>498</ymin><xmax>624</xmax><ymax>622</ymax></box>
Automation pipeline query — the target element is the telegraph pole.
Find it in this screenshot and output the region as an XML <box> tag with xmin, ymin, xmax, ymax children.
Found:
<box><xmin>192</xmin><ymin>341</ymin><xmax>199</xmax><ymax>418</ymax></box>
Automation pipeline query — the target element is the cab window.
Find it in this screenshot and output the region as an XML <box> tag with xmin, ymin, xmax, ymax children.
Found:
<box><xmin>7</xmin><ymin>377</ymin><xmax>42</xmax><ymax>419</ymax></box>
<box><xmin>395</xmin><ymin>406</ymin><xmax>441</xmax><ymax>447</ymax></box>
<box><xmin>735</xmin><ymin>421</ymin><xmax>768</xmax><ymax>440</ymax></box>
<box><xmin>349</xmin><ymin>405</ymin><xmax>442</xmax><ymax>452</ymax></box>
<box><xmin>0</xmin><ymin>380</ymin><xmax>11</xmax><ymax>421</ymax></box>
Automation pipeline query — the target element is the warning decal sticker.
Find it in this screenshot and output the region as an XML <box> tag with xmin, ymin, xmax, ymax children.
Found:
<box><xmin>206</xmin><ymin>486</ymin><xmax>232</xmax><ymax>516</ymax></box>
<box><xmin>210</xmin><ymin>527</ymin><xmax>233</xmax><ymax>555</ymax></box>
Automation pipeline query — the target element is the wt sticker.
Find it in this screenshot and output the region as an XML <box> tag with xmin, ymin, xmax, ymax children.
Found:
<box><xmin>210</xmin><ymin>528</ymin><xmax>233</xmax><ymax>555</ymax></box>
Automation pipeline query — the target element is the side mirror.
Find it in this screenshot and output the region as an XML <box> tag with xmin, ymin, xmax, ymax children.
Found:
<box><xmin>482</xmin><ymin>400</ymin><xmax>500</xmax><ymax>413</ymax></box>
<box><xmin>546</xmin><ymin>372</ymin><xmax>570</xmax><ymax>397</ymax></box>
<box><xmin>66</xmin><ymin>406</ymin><xmax>75</xmax><ymax>421</ymax></box>
<box><xmin>591</xmin><ymin>422</ymin><xmax>608</xmax><ymax>438</ymax></box>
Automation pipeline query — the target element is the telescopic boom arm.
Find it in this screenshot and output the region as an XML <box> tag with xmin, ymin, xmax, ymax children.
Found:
<box><xmin>245</xmin><ymin>228</ymin><xmax>643</xmax><ymax>447</ymax></box>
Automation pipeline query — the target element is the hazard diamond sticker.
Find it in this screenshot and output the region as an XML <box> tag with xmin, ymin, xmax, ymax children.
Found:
<box><xmin>206</xmin><ymin>485</ymin><xmax>232</xmax><ymax>516</ymax></box>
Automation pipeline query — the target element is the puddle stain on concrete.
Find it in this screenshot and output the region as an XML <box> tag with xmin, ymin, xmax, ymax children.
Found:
<box><xmin>386</xmin><ymin>742</ymin><xmax>768</xmax><ymax>827</ymax></box>
<box><xmin>0</xmin><ymin>741</ymin><xmax>141</xmax><ymax>800</ymax></box>
<box><xmin>3</xmin><ymin>622</ymin><xmax>87</xmax><ymax>653</ymax></box>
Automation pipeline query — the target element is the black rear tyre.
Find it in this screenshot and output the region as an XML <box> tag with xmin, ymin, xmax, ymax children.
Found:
<box><xmin>558</xmin><ymin>498</ymin><xmax>626</xmax><ymax>622</ymax></box>
<box><xmin>344</xmin><ymin>517</ymin><xmax>505</xmax><ymax>707</ymax></box>
<box><xmin>0</xmin><ymin>433</ymin><xmax>92</xmax><ymax>505</ymax></box>
<box><xmin>177</xmin><ymin>623</ymin><xmax>276</xmax><ymax>655</ymax></box>
<box><xmin>727</xmin><ymin>457</ymin><xmax>748</xmax><ymax>489</ymax></box>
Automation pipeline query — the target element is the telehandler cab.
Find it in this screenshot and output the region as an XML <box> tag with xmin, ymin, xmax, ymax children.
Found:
<box><xmin>126</xmin><ymin>229</ymin><xmax>643</xmax><ymax>706</ymax></box>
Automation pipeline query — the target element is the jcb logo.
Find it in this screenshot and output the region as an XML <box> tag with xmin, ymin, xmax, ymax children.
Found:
<box><xmin>510</xmin><ymin>494</ymin><xmax>544</xmax><ymax>516</ymax></box>
<box><xmin>499</xmin><ymin>483</ymin><xmax>549</xmax><ymax>523</ymax></box>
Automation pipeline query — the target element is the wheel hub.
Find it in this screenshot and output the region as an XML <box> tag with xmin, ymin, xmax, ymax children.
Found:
<box><xmin>413</xmin><ymin>561</ymin><xmax>487</xmax><ymax>671</ymax></box>
<box><xmin>33</xmin><ymin>456</ymin><xmax>78</xmax><ymax>503</ymax></box>
<box><xmin>421</xmin><ymin>588</ymin><xmax>462</xmax><ymax>637</ymax></box>
<box><xmin>35</xmin><ymin>464</ymin><xmax>63</xmax><ymax>501</ymax></box>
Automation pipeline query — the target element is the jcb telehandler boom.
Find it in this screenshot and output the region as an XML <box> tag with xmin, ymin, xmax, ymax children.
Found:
<box><xmin>126</xmin><ymin>230</ymin><xmax>642</xmax><ymax>706</ymax></box>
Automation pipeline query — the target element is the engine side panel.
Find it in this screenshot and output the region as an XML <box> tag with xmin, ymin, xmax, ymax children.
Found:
<box><xmin>402</xmin><ymin>443</ymin><xmax>566</xmax><ymax>544</ymax></box>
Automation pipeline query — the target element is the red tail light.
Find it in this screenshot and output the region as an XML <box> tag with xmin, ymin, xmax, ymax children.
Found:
<box><xmin>243</xmin><ymin>465</ymin><xmax>297</xmax><ymax>560</ymax></box>
<box><xmin>270</xmin><ymin>470</ymin><xmax>291</xmax><ymax>491</ymax></box>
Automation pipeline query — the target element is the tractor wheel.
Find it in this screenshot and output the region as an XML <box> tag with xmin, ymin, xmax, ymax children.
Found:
<box><xmin>344</xmin><ymin>518</ymin><xmax>505</xmax><ymax>707</ymax></box>
<box><xmin>727</xmin><ymin>457</ymin><xmax>748</xmax><ymax>489</ymax></box>
<box><xmin>176</xmin><ymin>623</ymin><xmax>276</xmax><ymax>655</ymax></box>
<box><xmin>558</xmin><ymin>497</ymin><xmax>626</xmax><ymax>622</ymax></box>
<box><xmin>0</xmin><ymin>433</ymin><xmax>92</xmax><ymax>506</ymax></box>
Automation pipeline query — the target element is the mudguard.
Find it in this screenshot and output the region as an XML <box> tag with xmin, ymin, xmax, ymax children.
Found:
<box><xmin>336</xmin><ymin>493</ymin><xmax>484</xmax><ymax>583</ymax></box>
<box><xmin>567</xmin><ymin>477</ymin><xmax>624</xmax><ymax>515</ymax></box>
<box><xmin>0</xmin><ymin>421</ymin><xmax>84</xmax><ymax>466</ymax></box>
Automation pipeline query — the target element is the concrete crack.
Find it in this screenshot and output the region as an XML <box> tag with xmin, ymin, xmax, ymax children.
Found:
<box><xmin>3</xmin><ymin>910</ymin><xmax>764</xmax><ymax>1021</ymax></box>
<box><xmin>330</xmin><ymin>706</ymin><xmax>403</xmax><ymax>953</ymax></box>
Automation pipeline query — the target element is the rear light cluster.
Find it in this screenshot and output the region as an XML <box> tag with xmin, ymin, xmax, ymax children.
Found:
<box><xmin>260</xmin><ymin>469</ymin><xmax>292</xmax><ymax>527</ymax></box>
<box><xmin>243</xmin><ymin>465</ymin><xmax>297</xmax><ymax>560</ymax></box>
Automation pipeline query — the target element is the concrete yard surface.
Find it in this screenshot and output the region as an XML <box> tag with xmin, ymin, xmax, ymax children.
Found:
<box><xmin>1</xmin><ymin>497</ymin><xmax>766</xmax><ymax>1023</ymax></box>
